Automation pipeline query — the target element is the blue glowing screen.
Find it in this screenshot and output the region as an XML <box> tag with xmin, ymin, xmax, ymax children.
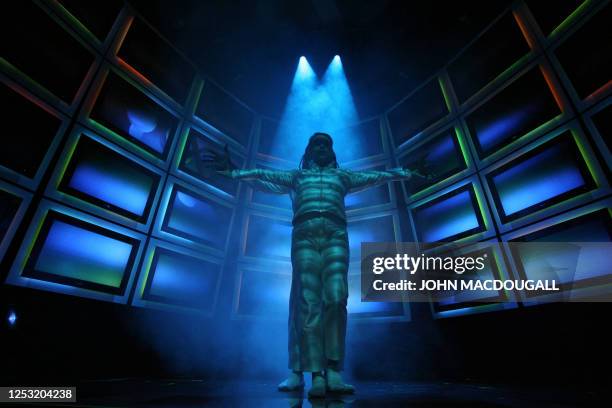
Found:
<box><xmin>146</xmin><ymin>248</ymin><xmax>219</xmax><ymax>309</ymax></box>
<box><xmin>490</xmin><ymin>135</ymin><xmax>588</xmax><ymax>219</ymax></box>
<box><xmin>513</xmin><ymin>210</ymin><xmax>612</xmax><ymax>286</ymax></box>
<box><xmin>163</xmin><ymin>187</ymin><xmax>232</xmax><ymax>249</ymax></box>
<box><xmin>31</xmin><ymin>217</ymin><xmax>134</xmax><ymax>289</ymax></box>
<box><xmin>90</xmin><ymin>71</ymin><xmax>177</xmax><ymax>156</ymax></box>
<box><xmin>347</xmin><ymin>274</ymin><xmax>403</xmax><ymax>315</ymax></box>
<box><xmin>414</xmin><ymin>187</ymin><xmax>481</xmax><ymax>242</ymax></box>
<box><xmin>465</xmin><ymin>66</ymin><xmax>560</xmax><ymax>158</ymax></box>
<box><xmin>348</xmin><ymin>215</ymin><xmax>396</xmax><ymax>259</ymax></box>
<box><xmin>62</xmin><ymin>136</ymin><xmax>158</xmax><ymax>220</ymax></box>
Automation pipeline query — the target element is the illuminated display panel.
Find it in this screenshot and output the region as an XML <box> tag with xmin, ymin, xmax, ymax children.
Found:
<box><xmin>412</xmin><ymin>185</ymin><xmax>485</xmax><ymax>243</ymax></box>
<box><xmin>89</xmin><ymin>71</ymin><xmax>178</xmax><ymax>158</ymax></box>
<box><xmin>2</xmin><ymin>82</ymin><xmax>62</xmax><ymax>178</ymax></box>
<box><xmin>590</xmin><ymin>104</ymin><xmax>611</xmax><ymax>152</ymax></box>
<box><xmin>196</xmin><ymin>81</ymin><xmax>254</xmax><ymax>146</ymax></box>
<box><xmin>250</xmin><ymin>164</ymin><xmax>293</xmax><ymax>210</ymax></box>
<box><xmin>432</xmin><ymin>246</ymin><xmax>505</xmax><ymax>313</ymax></box>
<box><xmin>57</xmin><ymin>0</ymin><xmax>124</xmax><ymax>42</ymax></box>
<box><xmin>347</xmin><ymin>274</ymin><xmax>404</xmax><ymax>317</ymax></box>
<box><xmin>237</xmin><ymin>268</ymin><xmax>291</xmax><ymax>317</ymax></box>
<box><xmin>486</xmin><ymin>132</ymin><xmax>595</xmax><ymax>222</ymax></box>
<box><xmin>22</xmin><ymin>211</ymin><xmax>138</xmax><ymax>294</ymax></box>
<box><xmin>333</xmin><ymin>119</ymin><xmax>384</xmax><ymax>162</ymax></box>
<box><xmin>58</xmin><ymin>136</ymin><xmax>160</xmax><ymax>222</ymax></box>
<box><xmin>448</xmin><ymin>12</ymin><xmax>530</xmax><ymax>103</ymax></box>
<box><xmin>510</xmin><ymin>209</ymin><xmax>612</xmax><ymax>296</ymax></box>
<box><xmin>345</xmin><ymin>165</ymin><xmax>391</xmax><ymax>211</ymax></box>
<box><xmin>245</xmin><ymin>214</ymin><xmax>292</xmax><ymax>259</ymax></box>
<box><xmin>178</xmin><ymin>127</ymin><xmax>242</xmax><ymax>196</ymax></box>
<box><xmin>525</xmin><ymin>0</ymin><xmax>586</xmax><ymax>36</ymax></box>
<box><xmin>0</xmin><ymin>190</ymin><xmax>21</xmax><ymax>245</ymax></box>
<box><xmin>348</xmin><ymin>215</ymin><xmax>396</xmax><ymax>259</ymax></box>
<box><xmin>555</xmin><ymin>3</ymin><xmax>611</xmax><ymax>99</ymax></box>
<box><xmin>400</xmin><ymin>128</ymin><xmax>467</xmax><ymax>194</ymax></box>
<box><xmin>161</xmin><ymin>185</ymin><xmax>232</xmax><ymax>249</ymax></box>
<box><xmin>143</xmin><ymin>247</ymin><xmax>220</xmax><ymax>309</ymax></box>
<box><xmin>465</xmin><ymin>66</ymin><xmax>561</xmax><ymax>158</ymax></box>
<box><xmin>2</xmin><ymin>1</ymin><xmax>94</xmax><ymax>103</ymax></box>
<box><xmin>388</xmin><ymin>79</ymin><xmax>449</xmax><ymax>147</ymax></box>
<box><xmin>118</xmin><ymin>18</ymin><xmax>195</xmax><ymax>103</ymax></box>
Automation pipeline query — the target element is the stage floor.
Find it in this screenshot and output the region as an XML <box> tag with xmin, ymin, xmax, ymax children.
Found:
<box><xmin>14</xmin><ymin>378</ymin><xmax>607</xmax><ymax>407</ymax></box>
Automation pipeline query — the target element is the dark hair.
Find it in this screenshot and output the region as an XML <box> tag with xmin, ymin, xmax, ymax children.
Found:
<box><xmin>299</xmin><ymin>132</ymin><xmax>339</xmax><ymax>169</ymax></box>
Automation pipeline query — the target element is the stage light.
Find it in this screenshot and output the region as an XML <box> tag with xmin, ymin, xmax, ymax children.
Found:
<box><xmin>272</xmin><ymin>55</ymin><xmax>362</xmax><ymax>163</ymax></box>
<box><xmin>8</xmin><ymin>310</ymin><xmax>16</xmax><ymax>326</ymax></box>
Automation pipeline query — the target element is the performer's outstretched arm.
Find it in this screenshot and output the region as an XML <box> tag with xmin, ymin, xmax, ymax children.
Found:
<box><xmin>244</xmin><ymin>179</ymin><xmax>291</xmax><ymax>194</ymax></box>
<box><xmin>346</xmin><ymin>168</ymin><xmax>413</xmax><ymax>192</ymax></box>
<box><xmin>201</xmin><ymin>144</ymin><xmax>295</xmax><ymax>191</ymax></box>
<box><xmin>223</xmin><ymin>168</ymin><xmax>295</xmax><ymax>187</ymax></box>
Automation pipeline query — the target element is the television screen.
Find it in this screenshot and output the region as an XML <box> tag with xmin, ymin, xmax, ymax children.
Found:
<box><xmin>58</xmin><ymin>135</ymin><xmax>161</xmax><ymax>222</ymax></box>
<box><xmin>21</xmin><ymin>210</ymin><xmax>139</xmax><ymax>295</ymax></box>
<box><xmin>486</xmin><ymin>131</ymin><xmax>595</xmax><ymax>222</ymax></box>
<box><xmin>1</xmin><ymin>82</ymin><xmax>63</xmax><ymax>179</ymax></box>
<box><xmin>89</xmin><ymin>71</ymin><xmax>178</xmax><ymax>158</ymax></box>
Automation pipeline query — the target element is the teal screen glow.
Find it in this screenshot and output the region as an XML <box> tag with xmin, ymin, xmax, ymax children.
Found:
<box><xmin>490</xmin><ymin>135</ymin><xmax>588</xmax><ymax>220</ymax></box>
<box><xmin>163</xmin><ymin>187</ymin><xmax>232</xmax><ymax>249</ymax></box>
<box><xmin>413</xmin><ymin>187</ymin><xmax>481</xmax><ymax>242</ymax></box>
<box><xmin>31</xmin><ymin>218</ymin><xmax>133</xmax><ymax>289</ymax></box>
<box><xmin>146</xmin><ymin>248</ymin><xmax>219</xmax><ymax>309</ymax></box>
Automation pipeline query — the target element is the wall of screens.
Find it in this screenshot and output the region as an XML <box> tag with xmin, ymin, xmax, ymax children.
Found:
<box><xmin>2</xmin><ymin>0</ymin><xmax>608</xmax><ymax>321</ymax></box>
<box><xmin>0</xmin><ymin>0</ymin><xmax>250</xmax><ymax>315</ymax></box>
<box><xmin>386</xmin><ymin>1</ymin><xmax>611</xmax><ymax>318</ymax></box>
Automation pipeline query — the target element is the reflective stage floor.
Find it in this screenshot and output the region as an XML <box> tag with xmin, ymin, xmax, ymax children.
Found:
<box><xmin>14</xmin><ymin>378</ymin><xmax>608</xmax><ymax>407</ymax></box>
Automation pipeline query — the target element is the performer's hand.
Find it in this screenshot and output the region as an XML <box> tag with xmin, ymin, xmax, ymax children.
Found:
<box><xmin>202</xmin><ymin>144</ymin><xmax>236</xmax><ymax>176</ymax></box>
<box><xmin>406</xmin><ymin>157</ymin><xmax>437</xmax><ymax>181</ymax></box>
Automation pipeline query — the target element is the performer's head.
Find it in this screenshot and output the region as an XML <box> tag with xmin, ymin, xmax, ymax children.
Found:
<box><xmin>300</xmin><ymin>132</ymin><xmax>339</xmax><ymax>169</ymax></box>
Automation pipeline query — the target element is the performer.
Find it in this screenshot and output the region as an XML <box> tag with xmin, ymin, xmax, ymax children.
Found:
<box><xmin>205</xmin><ymin>132</ymin><xmax>429</xmax><ymax>398</ymax></box>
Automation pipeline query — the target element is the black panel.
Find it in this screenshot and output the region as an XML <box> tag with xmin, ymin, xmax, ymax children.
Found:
<box><xmin>465</xmin><ymin>66</ymin><xmax>561</xmax><ymax>158</ymax></box>
<box><xmin>591</xmin><ymin>104</ymin><xmax>611</xmax><ymax>152</ymax></box>
<box><xmin>196</xmin><ymin>81</ymin><xmax>254</xmax><ymax>146</ymax></box>
<box><xmin>0</xmin><ymin>189</ymin><xmax>21</xmax><ymax>244</ymax></box>
<box><xmin>118</xmin><ymin>18</ymin><xmax>195</xmax><ymax>103</ymax></box>
<box><xmin>89</xmin><ymin>71</ymin><xmax>178</xmax><ymax>158</ymax></box>
<box><xmin>448</xmin><ymin>12</ymin><xmax>530</xmax><ymax>103</ymax></box>
<box><xmin>258</xmin><ymin>118</ymin><xmax>280</xmax><ymax>156</ymax></box>
<box><xmin>388</xmin><ymin>79</ymin><xmax>448</xmax><ymax>147</ymax></box>
<box><xmin>555</xmin><ymin>3</ymin><xmax>611</xmax><ymax>99</ymax></box>
<box><xmin>1</xmin><ymin>82</ymin><xmax>62</xmax><ymax>178</ymax></box>
<box><xmin>58</xmin><ymin>0</ymin><xmax>124</xmax><ymax>41</ymax></box>
<box><xmin>525</xmin><ymin>0</ymin><xmax>585</xmax><ymax>36</ymax></box>
<box><xmin>178</xmin><ymin>128</ymin><xmax>240</xmax><ymax>196</ymax></box>
<box><xmin>400</xmin><ymin>129</ymin><xmax>467</xmax><ymax>193</ymax></box>
<box><xmin>1</xmin><ymin>1</ymin><xmax>95</xmax><ymax>103</ymax></box>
